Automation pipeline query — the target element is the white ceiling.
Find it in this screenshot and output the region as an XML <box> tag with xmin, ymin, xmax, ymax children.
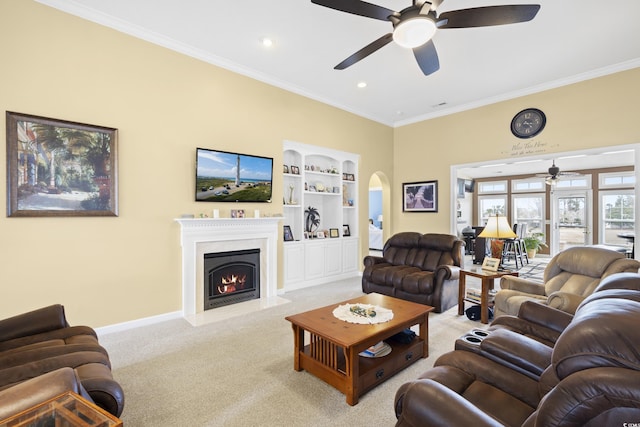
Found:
<box><xmin>35</xmin><ymin>0</ymin><xmax>640</xmax><ymax>177</ymax></box>
<box><xmin>37</xmin><ymin>0</ymin><xmax>640</xmax><ymax>128</ymax></box>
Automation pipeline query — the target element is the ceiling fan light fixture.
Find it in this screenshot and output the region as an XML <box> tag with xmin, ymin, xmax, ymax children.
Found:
<box><xmin>393</xmin><ymin>17</ymin><xmax>436</xmax><ymax>48</ymax></box>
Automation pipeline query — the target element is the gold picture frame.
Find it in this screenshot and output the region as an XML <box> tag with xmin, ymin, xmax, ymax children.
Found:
<box><xmin>481</xmin><ymin>257</ymin><xmax>500</xmax><ymax>272</ymax></box>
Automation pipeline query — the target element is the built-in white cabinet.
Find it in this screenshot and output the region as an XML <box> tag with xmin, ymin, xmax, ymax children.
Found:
<box><xmin>283</xmin><ymin>140</ymin><xmax>360</xmax><ymax>290</ymax></box>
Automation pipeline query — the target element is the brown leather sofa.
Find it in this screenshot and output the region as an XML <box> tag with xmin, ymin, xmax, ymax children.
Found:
<box><xmin>0</xmin><ymin>305</ymin><xmax>124</xmax><ymax>417</ymax></box>
<box><xmin>394</xmin><ymin>273</ymin><xmax>640</xmax><ymax>426</ymax></box>
<box><xmin>495</xmin><ymin>246</ymin><xmax>640</xmax><ymax>317</ymax></box>
<box><xmin>362</xmin><ymin>232</ymin><xmax>464</xmax><ymax>312</ymax></box>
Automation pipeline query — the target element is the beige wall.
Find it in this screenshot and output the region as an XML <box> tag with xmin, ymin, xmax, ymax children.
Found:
<box><xmin>2</xmin><ymin>1</ymin><xmax>638</xmax><ymax>328</ymax></box>
<box><xmin>393</xmin><ymin>69</ymin><xmax>640</xmax><ymax>234</ymax></box>
<box><xmin>0</xmin><ymin>1</ymin><xmax>393</xmax><ymax>326</ymax></box>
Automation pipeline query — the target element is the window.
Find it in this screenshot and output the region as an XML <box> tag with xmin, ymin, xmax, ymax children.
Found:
<box><xmin>600</xmin><ymin>190</ymin><xmax>635</xmax><ymax>245</ymax></box>
<box><xmin>512</xmin><ymin>194</ymin><xmax>545</xmax><ymax>237</ymax></box>
<box><xmin>555</xmin><ymin>176</ymin><xmax>591</xmax><ymax>189</ymax></box>
<box><xmin>478</xmin><ymin>196</ymin><xmax>507</xmax><ymax>225</ymax></box>
<box><xmin>478</xmin><ymin>180</ymin><xmax>507</xmax><ymax>194</ymax></box>
<box><xmin>512</xmin><ymin>178</ymin><xmax>545</xmax><ymax>193</ymax></box>
<box><xmin>600</xmin><ymin>171</ymin><xmax>635</xmax><ymax>188</ymax></box>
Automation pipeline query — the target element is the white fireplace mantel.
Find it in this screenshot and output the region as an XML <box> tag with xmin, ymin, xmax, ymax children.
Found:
<box><xmin>175</xmin><ymin>217</ymin><xmax>282</xmax><ymax>322</ymax></box>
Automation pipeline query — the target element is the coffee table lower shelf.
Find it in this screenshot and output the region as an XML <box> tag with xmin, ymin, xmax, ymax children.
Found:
<box><xmin>298</xmin><ymin>337</ymin><xmax>424</xmax><ymax>403</ymax></box>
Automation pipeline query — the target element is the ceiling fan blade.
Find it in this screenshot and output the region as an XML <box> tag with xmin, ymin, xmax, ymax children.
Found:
<box><xmin>311</xmin><ymin>0</ymin><xmax>396</xmax><ymax>21</ymax></box>
<box><xmin>413</xmin><ymin>40</ymin><xmax>440</xmax><ymax>75</ymax></box>
<box><xmin>334</xmin><ymin>33</ymin><xmax>393</xmax><ymax>70</ymax></box>
<box><xmin>437</xmin><ymin>5</ymin><xmax>540</xmax><ymax>29</ymax></box>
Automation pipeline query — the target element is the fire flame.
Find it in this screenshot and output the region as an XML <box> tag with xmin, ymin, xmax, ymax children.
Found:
<box><xmin>217</xmin><ymin>274</ymin><xmax>246</xmax><ymax>294</ymax></box>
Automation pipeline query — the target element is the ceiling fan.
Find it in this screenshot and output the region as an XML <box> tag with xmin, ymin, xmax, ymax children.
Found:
<box><xmin>536</xmin><ymin>160</ymin><xmax>581</xmax><ymax>186</ymax></box>
<box><xmin>310</xmin><ymin>0</ymin><xmax>540</xmax><ymax>75</ymax></box>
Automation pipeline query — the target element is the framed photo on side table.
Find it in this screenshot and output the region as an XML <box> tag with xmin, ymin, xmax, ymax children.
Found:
<box><xmin>402</xmin><ymin>180</ymin><xmax>438</xmax><ymax>212</ymax></box>
<box><xmin>481</xmin><ymin>257</ymin><xmax>500</xmax><ymax>272</ymax></box>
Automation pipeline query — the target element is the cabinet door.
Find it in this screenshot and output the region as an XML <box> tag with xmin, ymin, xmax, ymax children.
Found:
<box><xmin>305</xmin><ymin>241</ymin><xmax>326</xmax><ymax>280</ymax></box>
<box><xmin>324</xmin><ymin>240</ymin><xmax>342</xmax><ymax>276</ymax></box>
<box><xmin>284</xmin><ymin>243</ymin><xmax>305</xmax><ymax>284</ymax></box>
<box><xmin>342</xmin><ymin>238</ymin><xmax>359</xmax><ymax>273</ymax></box>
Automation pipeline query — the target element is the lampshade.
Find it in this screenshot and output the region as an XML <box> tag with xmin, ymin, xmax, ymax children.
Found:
<box><xmin>393</xmin><ymin>17</ymin><xmax>436</xmax><ymax>48</ymax></box>
<box><xmin>377</xmin><ymin>214</ymin><xmax>383</xmax><ymax>222</ymax></box>
<box><xmin>478</xmin><ymin>215</ymin><xmax>517</xmax><ymax>239</ymax></box>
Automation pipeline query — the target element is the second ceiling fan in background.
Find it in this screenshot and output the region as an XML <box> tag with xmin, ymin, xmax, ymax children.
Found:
<box><xmin>311</xmin><ymin>0</ymin><xmax>540</xmax><ymax>75</ymax></box>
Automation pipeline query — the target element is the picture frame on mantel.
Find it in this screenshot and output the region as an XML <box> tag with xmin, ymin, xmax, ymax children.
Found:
<box><xmin>6</xmin><ymin>111</ymin><xmax>118</xmax><ymax>217</ymax></box>
<box><xmin>402</xmin><ymin>180</ymin><xmax>438</xmax><ymax>213</ymax></box>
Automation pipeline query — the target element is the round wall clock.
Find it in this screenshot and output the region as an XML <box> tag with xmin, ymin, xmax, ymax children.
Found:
<box><xmin>511</xmin><ymin>108</ymin><xmax>546</xmax><ymax>139</ymax></box>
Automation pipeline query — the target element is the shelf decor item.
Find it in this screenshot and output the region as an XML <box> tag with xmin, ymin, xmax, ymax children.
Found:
<box><xmin>6</xmin><ymin>111</ymin><xmax>118</xmax><ymax>217</ymax></box>
<box><xmin>343</xmin><ymin>224</ymin><xmax>351</xmax><ymax>236</ymax></box>
<box><xmin>403</xmin><ymin>180</ymin><xmax>438</xmax><ymax>212</ymax></box>
<box><xmin>305</xmin><ymin>206</ymin><xmax>320</xmax><ymax>233</ymax></box>
<box><xmin>283</xmin><ymin>225</ymin><xmax>294</xmax><ymax>241</ymax></box>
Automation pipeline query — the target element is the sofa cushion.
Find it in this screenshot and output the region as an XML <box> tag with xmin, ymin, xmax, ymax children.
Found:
<box><xmin>396</xmin><ymin>271</ymin><xmax>435</xmax><ymax>295</ymax></box>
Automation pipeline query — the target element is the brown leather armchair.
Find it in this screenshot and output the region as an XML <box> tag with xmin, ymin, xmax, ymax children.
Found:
<box><xmin>0</xmin><ymin>367</ymin><xmax>92</xmax><ymax>421</ymax></box>
<box><xmin>0</xmin><ymin>305</ymin><xmax>124</xmax><ymax>417</ymax></box>
<box><xmin>494</xmin><ymin>246</ymin><xmax>640</xmax><ymax>316</ymax></box>
<box><xmin>394</xmin><ymin>278</ymin><xmax>640</xmax><ymax>427</ymax></box>
<box><xmin>490</xmin><ymin>271</ymin><xmax>640</xmax><ymax>346</ymax></box>
<box><xmin>362</xmin><ymin>232</ymin><xmax>464</xmax><ymax>312</ymax></box>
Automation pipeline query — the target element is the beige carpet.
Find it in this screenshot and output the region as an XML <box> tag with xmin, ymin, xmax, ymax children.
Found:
<box><xmin>99</xmin><ymin>276</ymin><xmax>495</xmax><ymax>427</ymax></box>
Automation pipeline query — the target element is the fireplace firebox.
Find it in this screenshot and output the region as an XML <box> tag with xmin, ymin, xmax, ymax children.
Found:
<box><xmin>204</xmin><ymin>249</ymin><xmax>260</xmax><ymax>310</ymax></box>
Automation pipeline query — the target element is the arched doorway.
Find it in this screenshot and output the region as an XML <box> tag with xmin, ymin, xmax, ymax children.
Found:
<box><xmin>368</xmin><ymin>172</ymin><xmax>390</xmax><ymax>252</ymax></box>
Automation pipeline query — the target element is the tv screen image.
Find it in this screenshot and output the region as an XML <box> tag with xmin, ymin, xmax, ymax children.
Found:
<box><xmin>196</xmin><ymin>148</ymin><xmax>273</xmax><ymax>203</ymax></box>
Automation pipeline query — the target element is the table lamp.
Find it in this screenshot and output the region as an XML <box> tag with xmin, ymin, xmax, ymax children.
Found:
<box><xmin>377</xmin><ymin>214</ymin><xmax>383</xmax><ymax>229</ymax></box>
<box><xmin>478</xmin><ymin>214</ymin><xmax>517</xmax><ymax>266</ymax></box>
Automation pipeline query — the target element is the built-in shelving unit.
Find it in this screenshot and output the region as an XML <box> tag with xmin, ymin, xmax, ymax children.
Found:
<box><xmin>283</xmin><ymin>140</ymin><xmax>360</xmax><ymax>290</ymax></box>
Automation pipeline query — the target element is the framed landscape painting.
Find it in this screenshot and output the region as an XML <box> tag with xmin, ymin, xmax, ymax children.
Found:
<box><xmin>403</xmin><ymin>180</ymin><xmax>438</xmax><ymax>212</ymax></box>
<box><xmin>6</xmin><ymin>112</ymin><xmax>118</xmax><ymax>217</ymax></box>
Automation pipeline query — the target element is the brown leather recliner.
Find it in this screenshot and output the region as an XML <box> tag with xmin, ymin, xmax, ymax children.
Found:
<box><xmin>0</xmin><ymin>367</ymin><xmax>92</xmax><ymax>421</ymax></box>
<box><xmin>489</xmin><ymin>271</ymin><xmax>640</xmax><ymax>347</ymax></box>
<box><xmin>362</xmin><ymin>232</ymin><xmax>464</xmax><ymax>312</ymax></box>
<box><xmin>494</xmin><ymin>246</ymin><xmax>640</xmax><ymax>317</ymax></box>
<box><xmin>0</xmin><ymin>305</ymin><xmax>124</xmax><ymax>417</ymax></box>
<box><xmin>394</xmin><ymin>277</ymin><xmax>640</xmax><ymax>427</ymax></box>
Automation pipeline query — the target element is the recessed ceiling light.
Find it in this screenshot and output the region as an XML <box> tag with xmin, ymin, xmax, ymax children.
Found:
<box><xmin>513</xmin><ymin>159</ymin><xmax>543</xmax><ymax>164</ymax></box>
<box><xmin>357</xmin><ymin>82</ymin><xmax>367</xmax><ymax>88</ymax></box>
<box><xmin>557</xmin><ymin>154</ymin><xmax>587</xmax><ymax>160</ymax></box>
<box><xmin>260</xmin><ymin>38</ymin><xmax>273</xmax><ymax>47</ymax></box>
<box><xmin>479</xmin><ymin>163</ymin><xmax>507</xmax><ymax>168</ymax></box>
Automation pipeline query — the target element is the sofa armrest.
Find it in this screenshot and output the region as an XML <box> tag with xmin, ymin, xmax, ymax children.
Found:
<box><xmin>479</xmin><ymin>329</ymin><xmax>552</xmax><ymax>377</ymax></box>
<box><xmin>363</xmin><ymin>255</ymin><xmax>385</xmax><ymax>268</ymax></box>
<box><xmin>395</xmin><ymin>379</ymin><xmax>503</xmax><ymax>427</ymax></box>
<box><xmin>517</xmin><ymin>301</ymin><xmax>573</xmax><ymax>333</ymax></box>
<box><xmin>0</xmin><ymin>367</ymin><xmax>90</xmax><ymax>421</ymax></box>
<box><xmin>500</xmin><ymin>276</ymin><xmax>546</xmax><ymax>295</ymax></box>
<box><xmin>546</xmin><ymin>291</ymin><xmax>585</xmax><ymax>314</ymax></box>
<box><xmin>0</xmin><ymin>305</ymin><xmax>68</xmax><ymax>343</ymax></box>
<box><xmin>435</xmin><ymin>265</ymin><xmax>460</xmax><ymax>281</ymax></box>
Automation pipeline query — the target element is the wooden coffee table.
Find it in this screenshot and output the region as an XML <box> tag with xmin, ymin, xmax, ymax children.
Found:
<box><xmin>285</xmin><ymin>293</ymin><xmax>433</xmax><ymax>405</ymax></box>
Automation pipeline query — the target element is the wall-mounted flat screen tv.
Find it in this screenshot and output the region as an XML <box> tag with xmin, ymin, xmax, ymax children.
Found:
<box><xmin>196</xmin><ymin>148</ymin><xmax>273</xmax><ymax>203</ymax></box>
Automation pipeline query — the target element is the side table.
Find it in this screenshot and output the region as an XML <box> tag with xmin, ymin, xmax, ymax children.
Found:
<box><xmin>458</xmin><ymin>268</ymin><xmax>519</xmax><ymax>324</ymax></box>
<box><xmin>0</xmin><ymin>391</ymin><xmax>122</xmax><ymax>427</ymax></box>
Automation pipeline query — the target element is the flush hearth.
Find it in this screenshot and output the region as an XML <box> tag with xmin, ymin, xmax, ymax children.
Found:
<box><xmin>204</xmin><ymin>249</ymin><xmax>260</xmax><ymax>310</ymax></box>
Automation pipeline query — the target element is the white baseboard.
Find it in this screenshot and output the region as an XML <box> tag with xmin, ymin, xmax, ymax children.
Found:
<box><xmin>96</xmin><ymin>310</ymin><xmax>182</xmax><ymax>337</ymax></box>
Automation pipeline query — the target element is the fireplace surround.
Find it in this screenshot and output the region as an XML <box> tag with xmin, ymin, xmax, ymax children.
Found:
<box><xmin>175</xmin><ymin>217</ymin><xmax>283</xmax><ymax>325</ymax></box>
